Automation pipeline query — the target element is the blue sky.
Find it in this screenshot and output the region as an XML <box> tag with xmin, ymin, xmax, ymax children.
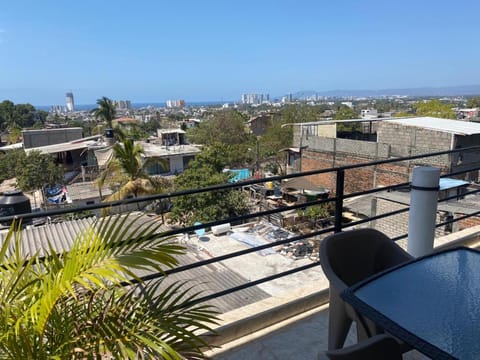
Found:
<box><xmin>0</xmin><ymin>0</ymin><xmax>479</xmax><ymax>106</ymax></box>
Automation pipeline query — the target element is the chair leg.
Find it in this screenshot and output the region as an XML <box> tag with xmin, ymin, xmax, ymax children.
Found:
<box><xmin>328</xmin><ymin>291</ymin><xmax>352</xmax><ymax>350</ymax></box>
<box><xmin>356</xmin><ymin>316</ymin><xmax>381</xmax><ymax>342</ymax></box>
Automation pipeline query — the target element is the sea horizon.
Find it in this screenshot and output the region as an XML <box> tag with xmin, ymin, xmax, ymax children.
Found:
<box><xmin>34</xmin><ymin>100</ymin><xmax>233</xmax><ymax>112</ymax></box>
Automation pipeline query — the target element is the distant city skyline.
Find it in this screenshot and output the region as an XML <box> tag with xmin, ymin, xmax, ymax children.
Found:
<box><xmin>1</xmin><ymin>0</ymin><xmax>479</xmax><ymax>106</ymax></box>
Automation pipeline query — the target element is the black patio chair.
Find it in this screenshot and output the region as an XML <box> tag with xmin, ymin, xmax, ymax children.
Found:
<box><xmin>320</xmin><ymin>228</ymin><xmax>413</xmax><ymax>350</ymax></box>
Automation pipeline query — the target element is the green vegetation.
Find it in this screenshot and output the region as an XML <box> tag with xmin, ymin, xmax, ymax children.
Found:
<box><xmin>97</xmin><ymin>138</ymin><xmax>168</xmax><ymax>201</ymax></box>
<box><xmin>91</xmin><ymin>96</ymin><xmax>116</xmax><ymax>131</ymax></box>
<box><xmin>0</xmin><ymin>215</ymin><xmax>218</xmax><ymax>359</ymax></box>
<box><xmin>414</xmin><ymin>99</ymin><xmax>456</xmax><ymax>119</ymax></box>
<box><xmin>467</xmin><ymin>96</ymin><xmax>480</xmax><ymax>108</ymax></box>
<box><xmin>16</xmin><ymin>150</ymin><xmax>64</xmax><ymax>193</ymax></box>
<box><xmin>170</xmin><ymin>143</ymin><xmax>249</xmax><ymax>226</ymax></box>
<box><xmin>187</xmin><ymin>109</ymin><xmax>252</xmax><ymax>145</ymax></box>
<box><xmin>334</xmin><ymin>105</ymin><xmax>361</xmax><ymax>132</ymax></box>
<box><xmin>0</xmin><ymin>149</ymin><xmax>63</xmax><ymax>197</ymax></box>
<box><xmin>0</xmin><ymin>100</ymin><xmax>44</xmax><ymax>134</ymax></box>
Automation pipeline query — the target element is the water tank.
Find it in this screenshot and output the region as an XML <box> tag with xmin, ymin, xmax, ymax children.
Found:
<box><xmin>0</xmin><ymin>190</ymin><xmax>32</xmax><ymax>226</ymax></box>
<box><xmin>105</xmin><ymin>128</ymin><xmax>114</xmax><ymax>146</ymax></box>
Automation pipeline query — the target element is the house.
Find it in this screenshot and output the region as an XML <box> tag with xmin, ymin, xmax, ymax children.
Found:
<box><xmin>248</xmin><ymin>114</ymin><xmax>273</xmax><ymax>136</ymax></box>
<box><xmin>457</xmin><ymin>108</ymin><xmax>479</xmax><ymax>120</ymax></box>
<box><xmin>141</xmin><ymin>141</ymin><xmax>200</xmax><ymax>175</ymax></box>
<box><xmin>25</xmin><ymin>134</ymin><xmax>104</xmax><ymax>174</ymax></box>
<box><xmin>360</xmin><ymin>109</ymin><xmax>378</xmax><ymax>120</ymax></box>
<box><xmin>289</xmin><ymin>117</ymin><xmax>480</xmax><ymax>193</ymax></box>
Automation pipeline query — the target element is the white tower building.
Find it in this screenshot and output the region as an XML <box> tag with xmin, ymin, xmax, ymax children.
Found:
<box><xmin>66</xmin><ymin>92</ymin><xmax>75</xmax><ymax>112</ymax></box>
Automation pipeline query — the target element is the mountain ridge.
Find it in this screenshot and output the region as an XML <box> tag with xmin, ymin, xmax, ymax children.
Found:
<box><xmin>288</xmin><ymin>85</ymin><xmax>480</xmax><ymax>99</ymax></box>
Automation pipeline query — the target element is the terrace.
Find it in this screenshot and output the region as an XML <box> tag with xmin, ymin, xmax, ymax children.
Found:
<box><xmin>2</xmin><ymin>146</ymin><xmax>480</xmax><ymax>359</ymax></box>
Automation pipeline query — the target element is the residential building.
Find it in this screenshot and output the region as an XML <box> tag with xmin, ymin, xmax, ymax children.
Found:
<box><xmin>241</xmin><ymin>93</ymin><xmax>270</xmax><ymax>105</ymax></box>
<box><xmin>360</xmin><ymin>108</ymin><xmax>378</xmax><ymax>119</ymax></box>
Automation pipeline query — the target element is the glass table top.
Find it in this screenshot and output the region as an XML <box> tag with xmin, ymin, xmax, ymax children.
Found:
<box><xmin>343</xmin><ymin>247</ymin><xmax>480</xmax><ymax>360</ymax></box>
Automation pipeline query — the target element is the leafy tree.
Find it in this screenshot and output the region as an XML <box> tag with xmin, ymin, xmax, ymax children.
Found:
<box><xmin>186</xmin><ymin>109</ymin><xmax>252</xmax><ymax>145</ymax></box>
<box><xmin>0</xmin><ymin>215</ymin><xmax>218</xmax><ymax>359</ymax></box>
<box><xmin>0</xmin><ymin>149</ymin><xmax>26</xmax><ymax>182</ymax></box>
<box><xmin>334</xmin><ymin>105</ymin><xmax>360</xmax><ymax>132</ymax></box>
<box><xmin>170</xmin><ymin>146</ymin><xmax>249</xmax><ymax>226</ymax></box>
<box><xmin>16</xmin><ymin>150</ymin><xmax>64</xmax><ymax>192</ymax></box>
<box><xmin>0</xmin><ymin>100</ymin><xmax>15</xmax><ymax>131</ymax></box>
<box><xmin>141</xmin><ymin>117</ymin><xmax>161</xmax><ymax>136</ymax></box>
<box><xmin>91</xmin><ymin>96</ymin><xmax>116</xmax><ymax>129</ymax></box>
<box><xmin>414</xmin><ymin>100</ymin><xmax>456</xmax><ymax>119</ymax></box>
<box><xmin>13</xmin><ymin>103</ymin><xmax>36</xmax><ymax>128</ymax></box>
<box><xmin>0</xmin><ymin>101</ymin><xmax>37</xmax><ymax>130</ymax></box>
<box><xmin>467</xmin><ymin>96</ymin><xmax>480</xmax><ymax>108</ymax></box>
<box><xmin>279</xmin><ymin>104</ymin><xmax>320</xmax><ymax>124</ymax></box>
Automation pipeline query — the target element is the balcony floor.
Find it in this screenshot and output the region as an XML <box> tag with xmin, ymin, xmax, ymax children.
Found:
<box><xmin>207</xmin><ymin>304</ymin><xmax>430</xmax><ymax>360</ymax></box>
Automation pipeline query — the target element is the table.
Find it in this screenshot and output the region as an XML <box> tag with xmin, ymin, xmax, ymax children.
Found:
<box><xmin>342</xmin><ymin>247</ymin><xmax>480</xmax><ymax>360</ymax></box>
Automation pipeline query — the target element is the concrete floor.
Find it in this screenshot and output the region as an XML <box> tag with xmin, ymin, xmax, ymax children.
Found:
<box><xmin>207</xmin><ymin>304</ymin><xmax>430</xmax><ymax>360</ymax></box>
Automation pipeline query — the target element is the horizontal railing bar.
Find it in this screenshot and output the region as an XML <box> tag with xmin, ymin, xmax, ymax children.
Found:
<box><xmin>169</xmin><ymin>261</ymin><xmax>321</xmax><ymax>311</ymax></box>
<box><xmin>2</xmin><ymin>146</ymin><xmax>479</xmax><ymax>223</ymax></box>
<box><xmin>125</xmin><ymin>228</ymin><xmax>333</xmax><ymax>286</ymax></box>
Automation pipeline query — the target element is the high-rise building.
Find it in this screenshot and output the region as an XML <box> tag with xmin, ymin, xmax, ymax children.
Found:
<box><xmin>241</xmin><ymin>93</ymin><xmax>270</xmax><ymax>105</ymax></box>
<box><xmin>65</xmin><ymin>92</ymin><xmax>75</xmax><ymax>112</ymax></box>
<box><xmin>166</xmin><ymin>99</ymin><xmax>185</xmax><ymax>108</ymax></box>
<box><xmin>113</xmin><ymin>99</ymin><xmax>132</xmax><ymax>110</ymax></box>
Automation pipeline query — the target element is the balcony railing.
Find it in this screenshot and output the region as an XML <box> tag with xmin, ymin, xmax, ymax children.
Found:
<box><xmin>2</xmin><ymin>146</ymin><xmax>480</xmax><ymax>348</ymax></box>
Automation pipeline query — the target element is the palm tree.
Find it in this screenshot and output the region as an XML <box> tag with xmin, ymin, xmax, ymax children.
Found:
<box><xmin>97</xmin><ymin>138</ymin><xmax>168</xmax><ymax>201</ymax></box>
<box><xmin>0</xmin><ymin>215</ymin><xmax>218</xmax><ymax>359</ymax></box>
<box><xmin>91</xmin><ymin>96</ymin><xmax>116</xmax><ymax>129</ymax></box>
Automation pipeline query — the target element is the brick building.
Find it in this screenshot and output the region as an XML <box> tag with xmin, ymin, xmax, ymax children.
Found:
<box><xmin>292</xmin><ymin>117</ymin><xmax>480</xmax><ymax>194</ymax></box>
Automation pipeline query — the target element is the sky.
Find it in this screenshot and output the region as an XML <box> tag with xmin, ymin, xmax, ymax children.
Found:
<box><xmin>0</xmin><ymin>0</ymin><xmax>479</xmax><ymax>106</ymax></box>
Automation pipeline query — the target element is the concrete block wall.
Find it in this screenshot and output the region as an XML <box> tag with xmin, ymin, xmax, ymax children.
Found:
<box><xmin>378</xmin><ymin>123</ymin><xmax>452</xmax><ymax>166</ymax></box>
<box><xmin>23</xmin><ymin>128</ymin><xmax>83</xmax><ymax>149</ymax></box>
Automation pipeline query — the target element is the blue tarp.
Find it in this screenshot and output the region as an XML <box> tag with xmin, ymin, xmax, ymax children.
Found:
<box><xmin>226</xmin><ymin>168</ymin><xmax>251</xmax><ymax>183</ymax></box>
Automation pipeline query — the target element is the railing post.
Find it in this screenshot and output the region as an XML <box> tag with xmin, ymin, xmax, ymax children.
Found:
<box><xmin>334</xmin><ymin>169</ymin><xmax>345</xmax><ymax>233</ymax></box>
<box><xmin>407</xmin><ymin>166</ymin><xmax>440</xmax><ymax>257</ymax></box>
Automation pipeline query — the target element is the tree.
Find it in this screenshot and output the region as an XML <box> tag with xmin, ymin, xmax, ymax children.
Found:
<box><xmin>169</xmin><ymin>145</ymin><xmax>249</xmax><ymax>226</ymax></box>
<box><xmin>186</xmin><ymin>109</ymin><xmax>252</xmax><ymax>145</ymax></box>
<box><xmin>98</xmin><ymin>139</ymin><xmax>167</xmax><ymax>201</ymax></box>
<box><xmin>467</xmin><ymin>96</ymin><xmax>480</xmax><ymax>108</ymax></box>
<box><xmin>16</xmin><ymin>150</ymin><xmax>64</xmax><ymax>192</ymax></box>
<box><xmin>334</xmin><ymin>106</ymin><xmax>360</xmax><ymax>132</ymax></box>
<box><xmin>0</xmin><ymin>215</ymin><xmax>218</xmax><ymax>359</ymax></box>
<box><xmin>0</xmin><ymin>101</ymin><xmax>37</xmax><ymax>130</ymax></box>
<box><xmin>0</xmin><ymin>149</ymin><xmax>26</xmax><ymax>182</ymax></box>
<box><xmin>91</xmin><ymin>96</ymin><xmax>116</xmax><ymax>129</ymax></box>
<box><xmin>414</xmin><ymin>100</ymin><xmax>456</xmax><ymax>119</ymax></box>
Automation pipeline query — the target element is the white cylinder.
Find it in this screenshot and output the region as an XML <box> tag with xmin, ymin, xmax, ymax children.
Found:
<box><xmin>407</xmin><ymin>166</ymin><xmax>440</xmax><ymax>257</ymax></box>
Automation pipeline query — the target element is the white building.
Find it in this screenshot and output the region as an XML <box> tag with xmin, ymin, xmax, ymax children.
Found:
<box><xmin>361</xmin><ymin>109</ymin><xmax>378</xmax><ymax>119</ymax></box>
<box><xmin>65</xmin><ymin>92</ymin><xmax>74</xmax><ymax>112</ymax></box>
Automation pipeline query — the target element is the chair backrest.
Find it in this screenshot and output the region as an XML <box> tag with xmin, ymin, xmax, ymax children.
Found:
<box><xmin>320</xmin><ymin>228</ymin><xmax>413</xmax><ymax>288</ymax></box>
<box><xmin>325</xmin><ymin>334</ymin><xmax>402</xmax><ymax>360</ymax></box>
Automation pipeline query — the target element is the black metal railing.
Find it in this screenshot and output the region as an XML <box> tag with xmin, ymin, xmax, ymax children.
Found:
<box><xmin>2</xmin><ymin>146</ymin><xmax>480</xmax><ymax>310</ymax></box>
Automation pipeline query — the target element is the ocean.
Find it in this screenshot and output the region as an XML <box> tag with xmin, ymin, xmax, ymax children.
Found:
<box><xmin>35</xmin><ymin>100</ymin><xmax>229</xmax><ymax>112</ymax></box>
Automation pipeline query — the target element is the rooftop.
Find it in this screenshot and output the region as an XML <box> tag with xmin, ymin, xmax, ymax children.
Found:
<box><xmin>385</xmin><ymin>117</ymin><xmax>480</xmax><ymax>135</ymax></box>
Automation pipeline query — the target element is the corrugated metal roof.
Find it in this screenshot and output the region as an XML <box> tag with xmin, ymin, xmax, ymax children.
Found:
<box><xmin>0</xmin><ymin>215</ymin><xmax>269</xmax><ymax>313</ymax></box>
<box><xmin>385</xmin><ymin>117</ymin><xmax>480</xmax><ymax>135</ymax></box>
<box><xmin>25</xmin><ymin>141</ymin><xmax>95</xmax><ymax>154</ymax></box>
